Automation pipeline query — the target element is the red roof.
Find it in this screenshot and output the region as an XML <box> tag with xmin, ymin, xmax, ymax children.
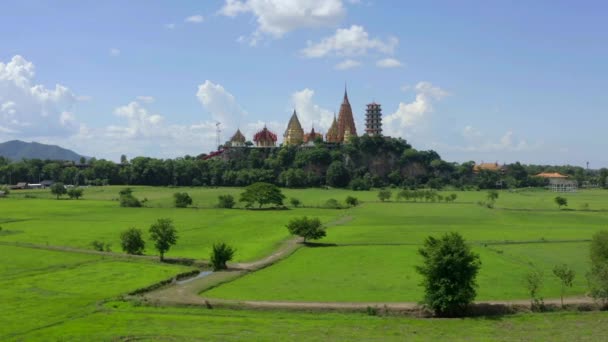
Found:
<box><xmin>253</xmin><ymin>127</ymin><xmax>277</xmax><ymax>142</ymax></box>
<box><xmin>535</xmin><ymin>172</ymin><xmax>568</xmax><ymax>179</ymax></box>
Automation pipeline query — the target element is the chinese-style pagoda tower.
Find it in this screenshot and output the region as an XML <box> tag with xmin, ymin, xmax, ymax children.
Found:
<box><xmin>365</xmin><ymin>102</ymin><xmax>382</xmax><ymax>136</ymax></box>
<box><xmin>283</xmin><ymin>110</ymin><xmax>304</xmax><ymax>145</ymax></box>
<box><xmin>326</xmin><ymin>114</ymin><xmax>340</xmax><ymax>143</ymax></box>
<box><xmin>304</xmin><ymin>126</ymin><xmax>323</xmax><ymax>143</ymax></box>
<box><xmin>229</xmin><ymin>128</ymin><xmax>246</xmax><ymax>147</ymax></box>
<box><xmin>337</xmin><ymin>87</ymin><xmax>357</xmax><ymax>142</ymax></box>
<box><xmin>253</xmin><ymin>126</ymin><xmax>277</xmax><ymax>147</ymax></box>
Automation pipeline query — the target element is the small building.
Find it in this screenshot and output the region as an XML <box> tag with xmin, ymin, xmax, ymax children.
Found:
<box><xmin>535</xmin><ymin>172</ymin><xmax>578</xmax><ymax>192</ymax></box>
<box><xmin>28</xmin><ymin>183</ymin><xmax>43</xmax><ymax>189</ymax></box>
<box><xmin>228</xmin><ymin>129</ymin><xmax>247</xmax><ymax>147</ymax></box>
<box><xmin>253</xmin><ymin>126</ymin><xmax>278</xmax><ymax>147</ymax></box>
<box><xmin>10</xmin><ymin>182</ymin><xmax>29</xmax><ymax>190</ymax></box>
<box><xmin>41</xmin><ymin>180</ymin><xmax>54</xmax><ymax>188</ymax></box>
<box><xmin>473</xmin><ymin>162</ymin><xmax>505</xmax><ymax>173</ymax></box>
<box><xmin>365</xmin><ymin>102</ymin><xmax>382</xmax><ymax>136</ymax></box>
<box><xmin>303</xmin><ymin>126</ymin><xmax>323</xmax><ymax>144</ymax></box>
<box><xmin>283</xmin><ymin>110</ymin><xmax>304</xmax><ymax>146</ymax></box>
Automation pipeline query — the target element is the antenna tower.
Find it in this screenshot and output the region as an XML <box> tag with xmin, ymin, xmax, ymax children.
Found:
<box><xmin>215</xmin><ymin>122</ymin><xmax>221</xmax><ymax>151</ymax></box>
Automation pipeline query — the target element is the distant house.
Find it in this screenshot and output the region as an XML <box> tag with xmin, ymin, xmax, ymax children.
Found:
<box><xmin>28</xmin><ymin>183</ymin><xmax>43</xmax><ymax>189</ymax></box>
<box><xmin>41</xmin><ymin>180</ymin><xmax>54</xmax><ymax>188</ymax></box>
<box><xmin>535</xmin><ymin>172</ymin><xmax>578</xmax><ymax>192</ymax></box>
<box><xmin>10</xmin><ymin>182</ymin><xmax>29</xmax><ymax>190</ymax></box>
<box><xmin>473</xmin><ymin>162</ymin><xmax>505</xmax><ymax>174</ymax></box>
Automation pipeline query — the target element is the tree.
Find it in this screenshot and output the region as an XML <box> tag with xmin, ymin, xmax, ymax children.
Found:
<box><xmin>345</xmin><ymin>196</ymin><xmax>359</xmax><ymax>207</ymax></box>
<box><xmin>487</xmin><ymin>190</ymin><xmax>499</xmax><ymax>202</ymax></box>
<box><xmin>217</xmin><ymin>194</ymin><xmax>235</xmax><ymax>208</ymax></box>
<box><xmin>149</xmin><ymin>218</ymin><xmax>178</xmax><ymax>261</ymax></box>
<box><xmin>286</xmin><ymin>216</ymin><xmax>326</xmax><ymax>243</ymax></box>
<box><xmin>120</xmin><ymin>228</ymin><xmax>145</xmax><ymax>255</ymax></box>
<box><xmin>589</xmin><ymin>230</ymin><xmax>608</xmax><ymax>305</ymax></box>
<box><xmin>554</xmin><ymin>196</ymin><xmax>568</xmax><ymax>209</ymax></box>
<box><xmin>50</xmin><ymin>182</ymin><xmax>67</xmax><ymax>199</ymax></box>
<box><xmin>119</xmin><ymin>188</ymin><xmax>141</xmax><ymax>207</ymax></box>
<box><xmin>378</xmin><ymin>190</ymin><xmax>392</xmax><ymax>202</ymax></box>
<box><xmin>326</xmin><ymin>161</ymin><xmax>350</xmax><ymax>188</ymax></box>
<box><xmin>553</xmin><ymin>264</ymin><xmax>575</xmax><ymax>308</ymax></box>
<box><xmin>524</xmin><ymin>269</ymin><xmax>544</xmax><ymax>310</ymax></box>
<box><xmin>416</xmin><ymin>232</ymin><xmax>481</xmax><ymax>317</ymax></box>
<box><xmin>289</xmin><ymin>197</ymin><xmax>302</xmax><ymax>208</ymax></box>
<box><xmin>173</xmin><ymin>192</ymin><xmax>193</xmax><ymax>208</ymax></box>
<box><xmin>210</xmin><ymin>242</ymin><xmax>236</xmax><ymax>271</ymax></box>
<box><xmin>67</xmin><ymin>187</ymin><xmax>84</xmax><ymax>200</ymax></box>
<box><xmin>239</xmin><ymin>182</ymin><xmax>285</xmax><ymax>208</ymax></box>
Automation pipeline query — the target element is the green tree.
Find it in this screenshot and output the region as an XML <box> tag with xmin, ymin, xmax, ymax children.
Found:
<box><xmin>378</xmin><ymin>190</ymin><xmax>392</xmax><ymax>202</ymax></box>
<box><xmin>554</xmin><ymin>196</ymin><xmax>568</xmax><ymax>209</ymax></box>
<box><xmin>67</xmin><ymin>187</ymin><xmax>84</xmax><ymax>200</ymax></box>
<box><xmin>345</xmin><ymin>196</ymin><xmax>359</xmax><ymax>207</ymax></box>
<box><xmin>289</xmin><ymin>197</ymin><xmax>302</xmax><ymax>208</ymax></box>
<box><xmin>326</xmin><ymin>161</ymin><xmax>350</xmax><ymax>188</ymax></box>
<box><xmin>149</xmin><ymin>218</ymin><xmax>178</xmax><ymax>261</ymax></box>
<box><xmin>524</xmin><ymin>269</ymin><xmax>544</xmax><ymax>310</ymax></box>
<box><xmin>217</xmin><ymin>194</ymin><xmax>235</xmax><ymax>208</ymax></box>
<box><xmin>552</xmin><ymin>264</ymin><xmax>575</xmax><ymax>308</ymax></box>
<box><xmin>239</xmin><ymin>182</ymin><xmax>285</xmax><ymax>208</ymax></box>
<box><xmin>286</xmin><ymin>216</ymin><xmax>326</xmax><ymax>243</ymax></box>
<box><xmin>50</xmin><ymin>182</ymin><xmax>67</xmax><ymax>199</ymax></box>
<box><xmin>173</xmin><ymin>192</ymin><xmax>193</xmax><ymax>208</ymax></box>
<box><xmin>416</xmin><ymin>232</ymin><xmax>481</xmax><ymax>317</ymax></box>
<box><xmin>119</xmin><ymin>188</ymin><xmax>141</xmax><ymax>207</ymax></box>
<box><xmin>210</xmin><ymin>242</ymin><xmax>236</xmax><ymax>271</ymax></box>
<box><xmin>120</xmin><ymin>228</ymin><xmax>145</xmax><ymax>255</ymax></box>
<box><xmin>487</xmin><ymin>190</ymin><xmax>499</xmax><ymax>202</ymax></box>
<box><xmin>589</xmin><ymin>230</ymin><xmax>608</xmax><ymax>305</ymax></box>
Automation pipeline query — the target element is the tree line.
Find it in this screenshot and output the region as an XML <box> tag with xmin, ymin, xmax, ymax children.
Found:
<box><xmin>1</xmin><ymin>135</ymin><xmax>606</xmax><ymax>189</ymax></box>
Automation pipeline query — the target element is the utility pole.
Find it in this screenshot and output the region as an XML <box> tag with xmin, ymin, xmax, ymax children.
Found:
<box><xmin>216</xmin><ymin>122</ymin><xmax>222</xmax><ymax>151</ymax></box>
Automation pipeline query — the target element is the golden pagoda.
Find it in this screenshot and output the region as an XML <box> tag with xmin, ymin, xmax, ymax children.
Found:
<box><xmin>326</xmin><ymin>114</ymin><xmax>340</xmax><ymax>143</ymax></box>
<box><xmin>229</xmin><ymin>129</ymin><xmax>246</xmax><ymax>147</ymax></box>
<box><xmin>283</xmin><ymin>110</ymin><xmax>304</xmax><ymax>145</ymax></box>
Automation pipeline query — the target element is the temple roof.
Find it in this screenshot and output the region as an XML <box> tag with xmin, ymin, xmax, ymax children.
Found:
<box><xmin>254</xmin><ymin>126</ymin><xmax>277</xmax><ymax>142</ymax></box>
<box><xmin>230</xmin><ymin>129</ymin><xmax>246</xmax><ymax>143</ymax></box>
<box><xmin>284</xmin><ymin>110</ymin><xmax>303</xmax><ymax>136</ymax></box>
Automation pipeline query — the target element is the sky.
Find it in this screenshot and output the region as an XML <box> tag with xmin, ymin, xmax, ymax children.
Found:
<box><xmin>1</xmin><ymin>0</ymin><xmax>607</xmax><ymax>166</ymax></box>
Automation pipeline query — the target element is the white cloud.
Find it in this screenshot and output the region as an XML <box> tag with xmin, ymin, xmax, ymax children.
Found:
<box><xmin>302</xmin><ymin>25</ymin><xmax>398</xmax><ymax>58</ymax></box>
<box><xmin>376</xmin><ymin>58</ymin><xmax>402</xmax><ymax>68</ymax></box>
<box><xmin>185</xmin><ymin>15</ymin><xmax>204</xmax><ymax>23</ymax></box>
<box><xmin>196</xmin><ymin>80</ymin><xmax>247</xmax><ymax>126</ymax></box>
<box><xmin>0</xmin><ymin>55</ymin><xmax>78</xmax><ymax>138</ymax></box>
<box><xmin>136</xmin><ymin>95</ymin><xmax>155</xmax><ymax>104</ymax></box>
<box><xmin>383</xmin><ymin>82</ymin><xmax>448</xmax><ymax>137</ymax></box>
<box><xmin>291</xmin><ymin>88</ymin><xmax>333</xmax><ymax>132</ymax></box>
<box><xmin>334</xmin><ymin>59</ymin><xmax>361</xmax><ymax>70</ymax></box>
<box><xmin>109</xmin><ymin>48</ymin><xmax>121</xmax><ymax>56</ymax></box>
<box><xmin>164</xmin><ymin>23</ymin><xmax>176</xmax><ymax>29</ymax></box>
<box><xmin>219</xmin><ymin>0</ymin><xmax>345</xmax><ymax>43</ymax></box>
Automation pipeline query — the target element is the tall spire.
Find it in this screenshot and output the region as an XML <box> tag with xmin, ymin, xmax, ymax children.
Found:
<box><xmin>343</xmin><ymin>82</ymin><xmax>349</xmax><ymax>104</ymax></box>
<box><xmin>337</xmin><ymin>86</ymin><xmax>356</xmax><ymax>142</ymax></box>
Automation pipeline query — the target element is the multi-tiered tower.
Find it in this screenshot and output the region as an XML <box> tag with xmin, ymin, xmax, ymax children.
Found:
<box><xmin>283</xmin><ymin>110</ymin><xmax>304</xmax><ymax>145</ymax></box>
<box><xmin>365</xmin><ymin>102</ymin><xmax>382</xmax><ymax>136</ymax></box>
<box><xmin>337</xmin><ymin>89</ymin><xmax>357</xmax><ymax>142</ymax></box>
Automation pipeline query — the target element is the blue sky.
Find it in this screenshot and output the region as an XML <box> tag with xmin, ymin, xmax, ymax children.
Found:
<box><xmin>1</xmin><ymin>0</ymin><xmax>607</xmax><ymax>166</ymax></box>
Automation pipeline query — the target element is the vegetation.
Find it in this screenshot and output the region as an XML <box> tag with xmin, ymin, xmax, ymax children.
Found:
<box><xmin>120</xmin><ymin>228</ymin><xmax>146</xmax><ymax>255</ymax></box>
<box><xmin>289</xmin><ymin>197</ymin><xmax>302</xmax><ymax>208</ymax></box>
<box><xmin>345</xmin><ymin>195</ymin><xmax>359</xmax><ymax>207</ymax></box>
<box><xmin>525</xmin><ymin>269</ymin><xmax>545</xmax><ymax>310</ymax></box>
<box><xmin>210</xmin><ymin>242</ymin><xmax>236</xmax><ymax>271</ymax></box>
<box><xmin>217</xmin><ymin>194</ymin><xmax>235</xmax><ymax>208</ymax></box>
<box><xmin>555</xmin><ymin>196</ymin><xmax>568</xmax><ymax>209</ymax></box>
<box><xmin>286</xmin><ymin>216</ymin><xmax>326</xmax><ymax>243</ymax></box>
<box><xmin>173</xmin><ymin>192</ymin><xmax>193</xmax><ymax>208</ymax></box>
<box><xmin>67</xmin><ymin>187</ymin><xmax>84</xmax><ymax>200</ymax></box>
<box><xmin>50</xmin><ymin>182</ymin><xmax>67</xmax><ymax>199</ymax></box>
<box><xmin>378</xmin><ymin>189</ymin><xmax>392</xmax><ymax>202</ymax></box>
<box><xmin>119</xmin><ymin>188</ymin><xmax>142</xmax><ymax>207</ymax></box>
<box><xmin>589</xmin><ymin>230</ymin><xmax>608</xmax><ymax>305</ymax></box>
<box><xmin>90</xmin><ymin>240</ymin><xmax>111</xmax><ymax>252</ymax></box>
<box><xmin>149</xmin><ymin>218</ymin><xmax>178</xmax><ymax>261</ymax></box>
<box><xmin>239</xmin><ymin>182</ymin><xmax>285</xmax><ymax>208</ymax></box>
<box><xmin>553</xmin><ymin>264</ymin><xmax>575</xmax><ymax>307</ymax></box>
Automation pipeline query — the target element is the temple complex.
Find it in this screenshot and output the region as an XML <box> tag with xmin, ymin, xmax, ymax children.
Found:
<box><xmin>228</xmin><ymin>129</ymin><xmax>246</xmax><ymax>147</ymax></box>
<box><xmin>253</xmin><ymin>126</ymin><xmax>277</xmax><ymax>147</ymax></box>
<box><xmin>283</xmin><ymin>110</ymin><xmax>304</xmax><ymax>145</ymax></box>
<box><xmin>326</xmin><ymin>114</ymin><xmax>340</xmax><ymax>143</ymax></box>
<box><xmin>304</xmin><ymin>126</ymin><xmax>323</xmax><ymax>143</ymax></box>
<box><xmin>336</xmin><ymin>89</ymin><xmax>357</xmax><ymax>142</ymax></box>
<box><xmin>365</xmin><ymin>102</ymin><xmax>382</xmax><ymax>136</ymax></box>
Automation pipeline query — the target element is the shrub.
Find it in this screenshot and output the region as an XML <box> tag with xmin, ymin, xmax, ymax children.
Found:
<box><xmin>120</xmin><ymin>228</ymin><xmax>145</xmax><ymax>255</ymax></box>
<box><xmin>349</xmin><ymin>177</ymin><xmax>371</xmax><ymax>191</ymax></box>
<box><xmin>174</xmin><ymin>192</ymin><xmax>193</xmax><ymax>208</ymax></box>
<box><xmin>525</xmin><ymin>269</ymin><xmax>544</xmax><ymax>310</ymax></box>
<box><xmin>289</xmin><ymin>197</ymin><xmax>302</xmax><ymax>208</ymax></box>
<box><xmin>554</xmin><ymin>196</ymin><xmax>568</xmax><ymax>209</ymax></box>
<box><xmin>210</xmin><ymin>242</ymin><xmax>236</xmax><ymax>271</ymax></box>
<box><xmin>416</xmin><ymin>232</ymin><xmax>481</xmax><ymax>317</ymax></box>
<box><xmin>50</xmin><ymin>182</ymin><xmax>67</xmax><ymax>199</ymax></box>
<box><xmin>120</xmin><ymin>193</ymin><xmax>141</xmax><ymax>207</ymax></box>
<box><xmin>589</xmin><ymin>230</ymin><xmax>608</xmax><ymax>305</ymax></box>
<box><xmin>286</xmin><ymin>216</ymin><xmax>326</xmax><ymax>242</ymax></box>
<box><xmin>345</xmin><ymin>196</ymin><xmax>359</xmax><ymax>207</ymax></box>
<box><xmin>323</xmin><ymin>198</ymin><xmax>343</xmax><ymax>209</ymax></box>
<box><xmin>378</xmin><ymin>189</ymin><xmax>392</xmax><ymax>202</ymax></box>
<box><xmin>67</xmin><ymin>187</ymin><xmax>84</xmax><ymax>200</ymax></box>
<box><xmin>0</xmin><ymin>185</ymin><xmax>10</xmax><ymax>196</ymax></box>
<box><xmin>217</xmin><ymin>194</ymin><xmax>235</xmax><ymax>208</ymax></box>
<box><xmin>91</xmin><ymin>240</ymin><xmax>111</xmax><ymax>252</ymax></box>
<box><xmin>553</xmin><ymin>264</ymin><xmax>575</xmax><ymax>308</ymax></box>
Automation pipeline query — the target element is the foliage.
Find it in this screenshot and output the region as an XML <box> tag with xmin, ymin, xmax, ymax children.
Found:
<box><xmin>350</xmin><ymin>177</ymin><xmax>371</xmax><ymax>191</ymax></box>
<box><xmin>239</xmin><ymin>182</ymin><xmax>285</xmax><ymax>208</ymax></box>
<box><xmin>345</xmin><ymin>196</ymin><xmax>359</xmax><ymax>207</ymax></box>
<box><xmin>378</xmin><ymin>190</ymin><xmax>392</xmax><ymax>202</ymax></box>
<box><xmin>286</xmin><ymin>216</ymin><xmax>326</xmax><ymax>242</ymax></box>
<box><xmin>50</xmin><ymin>182</ymin><xmax>67</xmax><ymax>199</ymax></box>
<box><xmin>0</xmin><ymin>185</ymin><xmax>10</xmax><ymax>196</ymax></box>
<box><xmin>554</xmin><ymin>196</ymin><xmax>568</xmax><ymax>209</ymax></box>
<box><xmin>289</xmin><ymin>197</ymin><xmax>302</xmax><ymax>208</ymax></box>
<box><xmin>67</xmin><ymin>187</ymin><xmax>84</xmax><ymax>200</ymax></box>
<box><xmin>589</xmin><ymin>230</ymin><xmax>608</xmax><ymax>305</ymax></box>
<box><xmin>416</xmin><ymin>232</ymin><xmax>481</xmax><ymax>317</ymax></box>
<box><xmin>524</xmin><ymin>269</ymin><xmax>544</xmax><ymax>310</ymax></box>
<box><xmin>210</xmin><ymin>242</ymin><xmax>236</xmax><ymax>271</ymax></box>
<box><xmin>173</xmin><ymin>192</ymin><xmax>193</xmax><ymax>208</ymax></box>
<box><xmin>119</xmin><ymin>190</ymin><xmax>142</xmax><ymax>207</ymax></box>
<box><xmin>120</xmin><ymin>228</ymin><xmax>145</xmax><ymax>255</ymax></box>
<box><xmin>552</xmin><ymin>264</ymin><xmax>575</xmax><ymax>307</ymax></box>
<box><xmin>90</xmin><ymin>240</ymin><xmax>111</xmax><ymax>252</ymax></box>
<box><xmin>149</xmin><ymin>218</ymin><xmax>178</xmax><ymax>261</ymax></box>
<box><xmin>323</xmin><ymin>198</ymin><xmax>344</xmax><ymax>209</ymax></box>
<box><xmin>326</xmin><ymin>161</ymin><xmax>350</xmax><ymax>188</ymax></box>
<box><xmin>217</xmin><ymin>194</ymin><xmax>235</xmax><ymax>208</ymax></box>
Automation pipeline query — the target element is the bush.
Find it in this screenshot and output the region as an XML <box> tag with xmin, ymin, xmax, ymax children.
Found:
<box><xmin>120</xmin><ymin>228</ymin><xmax>145</xmax><ymax>255</ymax></box>
<box><xmin>217</xmin><ymin>194</ymin><xmax>235</xmax><ymax>208</ymax></box>
<box><xmin>554</xmin><ymin>196</ymin><xmax>568</xmax><ymax>209</ymax></box>
<box><xmin>50</xmin><ymin>182</ymin><xmax>67</xmax><ymax>199</ymax></box>
<box><xmin>286</xmin><ymin>216</ymin><xmax>326</xmax><ymax>242</ymax></box>
<box><xmin>91</xmin><ymin>240</ymin><xmax>111</xmax><ymax>252</ymax></box>
<box><xmin>174</xmin><ymin>192</ymin><xmax>193</xmax><ymax>208</ymax></box>
<box><xmin>0</xmin><ymin>185</ymin><xmax>10</xmax><ymax>196</ymax></box>
<box><xmin>345</xmin><ymin>196</ymin><xmax>359</xmax><ymax>207</ymax></box>
<box><xmin>120</xmin><ymin>193</ymin><xmax>142</xmax><ymax>207</ymax></box>
<box><xmin>289</xmin><ymin>197</ymin><xmax>302</xmax><ymax>208</ymax></box>
<box><xmin>589</xmin><ymin>230</ymin><xmax>608</xmax><ymax>305</ymax></box>
<box><xmin>349</xmin><ymin>177</ymin><xmax>371</xmax><ymax>191</ymax></box>
<box><xmin>416</xmin><ymin>232</ymin><xmax>481</xmax><ymax>317</ymax></box>
<box><xmin>525</xmin><ymin>269</ymin><xmax>545</xmax><ymax>311</ymax></box>
<box><xmin>323</xmin><ymin>198</ymin><xmax>343</xmax><ymax>209</ymax></box>
<box><xmin>553</xmin><ymin>264</ymin><xmax>575</xmax><ymax>307</ymax></box>
<box><xmin>67</xmin><ymin>187</ymin><xmax>84</xmax><ymax>200</ymax></box>
<box><xmin>378</xmin><ymin>190</ymin><xmax>392</xmax><ymax>202</ymax></box>
<box><xmin>210</xmin><ymin>242</ymin><xmax>236</xmax><ymax>271</ymax></box>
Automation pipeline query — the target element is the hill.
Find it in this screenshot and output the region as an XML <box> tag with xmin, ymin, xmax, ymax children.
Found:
<box><xmin>0</xmin><ymin>140</ymin><xmax>86</xmax><ymax>162</ymax></box>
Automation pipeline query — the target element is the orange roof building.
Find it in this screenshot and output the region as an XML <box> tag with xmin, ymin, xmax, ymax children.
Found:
<box><xmin>534</xmin><ymin>172</ymin><xmax>568</xmax><ymax>179</ymax></box>
<box><xmin>473</xmin><ymin>162</ymin><xmax>505</xmax><ymax>173</ymax></box>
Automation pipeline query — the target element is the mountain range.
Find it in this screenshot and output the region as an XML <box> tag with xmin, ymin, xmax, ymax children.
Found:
<box><xmin>0</xmin><ymin>140</ymin><xmax>86</xmax><ymax>162</ymax></box>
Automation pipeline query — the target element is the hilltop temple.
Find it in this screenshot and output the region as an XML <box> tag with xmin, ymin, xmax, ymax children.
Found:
<box><xmin>226</xmin><ymin>87</ymin><xmax>383</xmax><ymax>149</ymax></box>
